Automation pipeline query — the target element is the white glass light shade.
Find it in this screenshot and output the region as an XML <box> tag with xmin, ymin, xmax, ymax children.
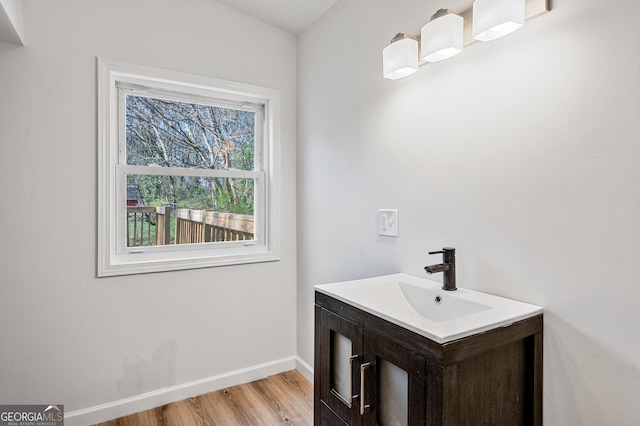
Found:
<box><xmin>383</xmin><ymin>37</ymin><xmax>419</xmax><ymax>80</ymax></box>
<box><xmin>420</xmin><ymin>13</ymin><xmax>464</xmax><ymax>63</ymax></box>
<box><xmin>472</xmin><ymin>0</ymin><xmax>525</xmax><ymax>42</ymax></box>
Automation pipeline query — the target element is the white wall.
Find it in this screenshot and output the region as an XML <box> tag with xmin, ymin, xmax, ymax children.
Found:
<box><xmin>0</xmin><ymin>0</ymin><xmax>297</xmax><ymax>421</ymax></box>
<box><xmin>298</xmin><ymin>0</ymin><xmax>640</xmax><ymax>424</ymax></box>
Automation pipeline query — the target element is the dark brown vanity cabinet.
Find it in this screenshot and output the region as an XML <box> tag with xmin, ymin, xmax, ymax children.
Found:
<box><xmin>314</xmin><ymin>292</ymin><xmax>543</xmax><ymax>426</ymax></box>
<box><xmin>316</xmin><ymin>306</ymin><xmax>425</xmax><ymax>425</ymax></box>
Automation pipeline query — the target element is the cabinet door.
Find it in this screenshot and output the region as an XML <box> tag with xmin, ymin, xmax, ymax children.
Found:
<box><xmin>362</xmin><ymin>331</ymin><xmax>426</xmax><ymax>426</ymax></box>
<box><xmin>318</xmin><ymin>307</ymin><xmax>364</xmax><ymax>426</ymax></box>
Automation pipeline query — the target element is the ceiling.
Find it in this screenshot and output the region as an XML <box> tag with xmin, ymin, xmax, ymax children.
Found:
<box><xmin>214</xmin><ymin>0</ymin><xmax>339</xmax><ymax>34</ymax></box>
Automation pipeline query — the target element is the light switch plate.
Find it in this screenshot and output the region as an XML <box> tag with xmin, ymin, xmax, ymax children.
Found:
<box><xmin>378</xmin><ymin>209</ymin><xmax>398</xmax><ymax>237</ymax></box>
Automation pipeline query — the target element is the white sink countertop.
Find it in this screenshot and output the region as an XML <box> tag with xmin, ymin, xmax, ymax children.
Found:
<box><xmin>315</xmin><ymin>273</ymin><xmax>543</xmax><ymax>344</ymax></box>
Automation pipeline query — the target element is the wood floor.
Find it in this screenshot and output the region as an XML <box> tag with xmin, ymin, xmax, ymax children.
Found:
<box><xmin>96</xmin><ymin>370</ymin><xmax>313</xmax><ymax>426</ymax></box>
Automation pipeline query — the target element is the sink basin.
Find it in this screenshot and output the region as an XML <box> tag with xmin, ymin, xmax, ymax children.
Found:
<box><xmin>397</xmin><ymin>280</ymin><xmax>492</xmax><ymax>322</ymax></box>
<box><xmin>315</xmin><ymin>273</ymin><xmax>542</xmax><ymax>343</ymax></box>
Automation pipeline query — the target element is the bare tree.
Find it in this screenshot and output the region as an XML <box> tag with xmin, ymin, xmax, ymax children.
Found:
<box><xmin>125</xmin><ymin>95</ymin><xmax>255</xmax><ymax>214</ymax></box>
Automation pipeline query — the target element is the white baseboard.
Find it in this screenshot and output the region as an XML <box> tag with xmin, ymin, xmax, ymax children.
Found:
<box><xmin>295</xmin><ymin>356</ymin><xmax>314</xmax><ymax>383</ymax></box>
<box><xmin>65</xmin><ymin>356</ymin><xmax>300</xmax><ymax>426</ymax></box>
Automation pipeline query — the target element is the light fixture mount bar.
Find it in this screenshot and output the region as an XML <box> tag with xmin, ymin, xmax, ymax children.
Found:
<box><xmin>523</xmin><ymin>0</ymin><xmax>550</xmax><ymax>20</ymax></box>
<box><xmin>430</xmin><ymin>8</ymin><xmax>450</xmax><ymax>21</ymax></box>
<box><xmin>390</xmin><ymin>32</ymin><xmax>418</xmax><ymax>44</ymax></box>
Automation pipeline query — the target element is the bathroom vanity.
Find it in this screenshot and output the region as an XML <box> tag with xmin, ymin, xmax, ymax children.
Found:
<box><xmin>314</xmin><ymin>274</ymin><xmax>543</xmax><ymax>426</ymax></box>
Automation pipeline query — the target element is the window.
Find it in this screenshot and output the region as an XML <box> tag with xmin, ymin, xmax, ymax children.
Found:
<box><xmin>98</xmin><ymin>59</ymin><xmax>280</xmax><ymax>276</ymax></box>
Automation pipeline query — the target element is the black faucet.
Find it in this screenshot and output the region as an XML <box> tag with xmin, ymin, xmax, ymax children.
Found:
<box><xmin>424</xmin><ymin>247</ymin><xmax>456</xmax><ymax>291</ymax></box>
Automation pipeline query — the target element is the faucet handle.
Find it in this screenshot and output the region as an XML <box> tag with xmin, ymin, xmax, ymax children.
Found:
<box><xmin>428</xmin><ymin>247</ymin><xmax>455</xmax><ymax>255</ymax></box>
<box><xmin>429</xmin><ymin>247</ymin><xmax>456</xmax><ymax>259</ymax></box>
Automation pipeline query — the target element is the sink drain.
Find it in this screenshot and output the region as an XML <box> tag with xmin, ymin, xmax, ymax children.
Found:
<box><xmin>434</xmin><ymin>296</ymin><xmax>442</xmax><ymax>304</ymax></box>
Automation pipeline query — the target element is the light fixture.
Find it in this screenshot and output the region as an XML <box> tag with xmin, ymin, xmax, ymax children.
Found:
<box><xmin>383</xmin><ymin>33</ymin><xmax>419</xmax><ymax>80</ymax></box>
<box><xmin>383</xmin><ymin>0</ymin><xmax>549</xmax><ymax>80</ymax></box>
<box><xmin>420</xmin><ymin>9</ymin><xmax>464</xmax><ymax>63</ymax></box>
<box><xmin>472</xmin><ymin>0</ymin><xmax>525</xmax><ymax>42</ymax></box>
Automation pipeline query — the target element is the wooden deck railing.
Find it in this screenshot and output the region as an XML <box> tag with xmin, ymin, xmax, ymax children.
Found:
<box><xmin>175</xmin><ymin>209</ymin><xmax>254</xmax><ymax>244</ymax></box>
<box><xmin>127</xmin><ymin>206</ymin><xmax>254</xmax><ymax>247</ymax></box>
<box><xmin>127</xmin><ymin>206</ymin><xmax>171</xmax><ymax>247</ymax></box>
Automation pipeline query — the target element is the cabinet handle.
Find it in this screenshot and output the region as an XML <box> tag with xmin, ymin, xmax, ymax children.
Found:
<box><xmin>360</xmin><ymin>362</ymin><xmax>371</xmax><ymax>415</ymax></box>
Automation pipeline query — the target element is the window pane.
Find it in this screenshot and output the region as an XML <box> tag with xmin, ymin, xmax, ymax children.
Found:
<box><xmin>126</xmin><ymin>175</ymin><xmax>255</xmax><ymax>248</ymax></box>
<box><xmin>125</xmin><ymin>95</ymin><xmax>255</xmax><ymax>171</ymax></box>
<box><xmin>379</xmin><ymin>359</ymin><xmax>408</xmax><ymax>426</ymax></box>
<box><xmin>330</xmin><ymin>331</ymin><xmax>353</xmax><ymax>405</ymax></box>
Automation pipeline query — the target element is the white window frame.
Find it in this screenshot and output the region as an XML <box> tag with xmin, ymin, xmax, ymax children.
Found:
<box><xmin>97</xmin><ymin>58</ymin><xmax>280</xmax><ymax>277</ymax></box>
